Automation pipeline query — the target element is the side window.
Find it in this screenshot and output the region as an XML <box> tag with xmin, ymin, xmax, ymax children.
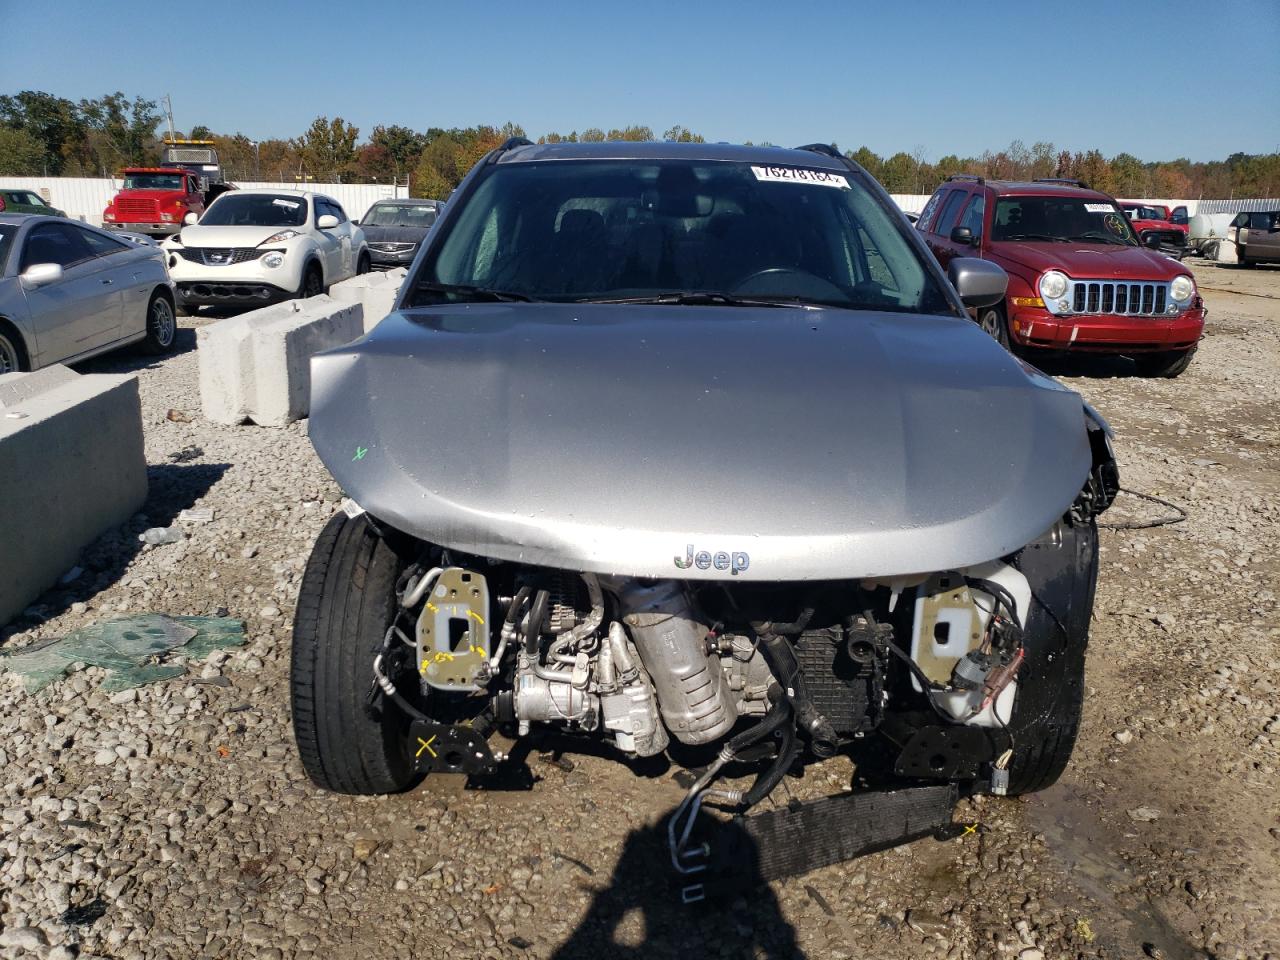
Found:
<box><xmin>915</xmin><ymin>190</ymin><xmax>944</xmax><ymax>233</ymax></box>
<box><xmin>330</xmin><ymin>202</ymin><xmax>348</xmax><ymax>223</ymax></box>
<box><xmin>75</xmin><ymin>226</ymin><xmax>130</xmax><ymax>257</ymax></box>
<box><xmin>934</xmin><ymin>190</ymin><xmax>968</xmax><ymax>235</ymax></box>
<box><xmin>1232</xmin><ymin>213</ymin><xmax>1247</xmax><ymax>228</ymax></box>
<box><xmin>21</xmin><ymin>224</ymin><xmax>94</xmax><ymax>271</ymax></box>
<box><xmin>959</xmin><ymin>194</ymin><xmax>986</xmax><ymax>239</ymax></box>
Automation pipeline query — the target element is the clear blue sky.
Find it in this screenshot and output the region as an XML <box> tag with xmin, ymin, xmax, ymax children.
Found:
<box><xmin>3</xmin><ymin>0</ymin><xmax>1277</xmax><ymax>161</ymax></box>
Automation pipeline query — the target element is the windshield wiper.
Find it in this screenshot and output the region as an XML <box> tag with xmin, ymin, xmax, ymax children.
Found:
<box><xmin>415</xmin><ymin>282</ymin><xmax>540</xmax><ymax>303</ymax></box>
<box><xmin>573</xmin><ymin>292</ymin><xmax>801</xmax><ymax>308</ymax></box>
<box><xmin>999</xmin><ymin>234</ymin><xmax>1069</xmax><ymax>243</ymax></box>
<box><xmin>1066</xmin><ymin>233</ymin><xmax>1131</xmax><ymax>246</ymax></box>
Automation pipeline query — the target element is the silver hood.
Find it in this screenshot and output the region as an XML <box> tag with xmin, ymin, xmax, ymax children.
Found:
<box><xmin>309</xmin><ymin>303</ymin><xmax>1092</xmax><ymax>581</ymax></box>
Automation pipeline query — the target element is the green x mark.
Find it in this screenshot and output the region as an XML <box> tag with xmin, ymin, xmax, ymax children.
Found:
<box><xmin>353</xmin><ymin>446</ymin><xmax>368</xmax><ymax>461</ymax></box>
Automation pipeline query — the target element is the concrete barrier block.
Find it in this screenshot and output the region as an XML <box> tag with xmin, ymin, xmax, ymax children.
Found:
<box><xmin>329</xmin><ymin>269</ymin><xmax>407</xmax><ymax>332</ymax></box>
<box><xmin>0</xmin><ymin>366</ymin><xmax>147</xmax><ymax>626</ymax></box>
<box><xmin>197</xmin><ymin>295</ymin><xmax>363</xmax><ymax>427</ymax></box>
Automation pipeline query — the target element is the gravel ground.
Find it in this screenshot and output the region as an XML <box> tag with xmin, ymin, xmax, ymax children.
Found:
<box><xmin>1</xmin><ymin>260</ymin><xmax>1277</xmax><ymax>960</ymax></box>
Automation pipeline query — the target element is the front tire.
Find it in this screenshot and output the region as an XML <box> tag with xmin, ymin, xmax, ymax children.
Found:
<box><xmin>1134</xmin><ymin>347</ymin><xmax>1196</xmax><ymax>378</ymax></box>
<box><xmin>141</xmin><ymin>290</ymin><xmax>177</xmax><ymax>355</ymax></box>
<box><xmin>291</xmin><ymin>512</ymin><xmax>419</xmax><ymax>795</ymax></box>
<box><xmin>298</xmin><ymin>262</ymin><xmax>324</xmax><ymax>300</ymax></box>
<box><xmin>0</xmin><ymin>324</ymin><xmax>29</xmax><ymax>374</ymax></box>
<box><xmin>356</xmin><ymin>252</ymin><xmax>371</xmax><ymax>275</ymax></box>
<box><xmin>1003</xmin><ymin>519</ymin><xmax>1098</xmax><ymax>796</ymax></box>
<box><xmin>977</xmin><ymin>303</ymin><xmax>1012</xmax><ymax>350</ymax></box>
<box><xmin>1237</xmin><ymin>245</ymin><xmax>1254</xmax><ymax>267</ymax></box>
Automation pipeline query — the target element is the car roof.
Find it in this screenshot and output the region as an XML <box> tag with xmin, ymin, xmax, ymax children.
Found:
<box><xmin>0</xmin><ymin>213</ymin><xmax>61</xmax><ymax>226</ymax></box>
<box><xmin>371</xmin><ymin>197</ymin><xmax>438</xmax><ymax>205</ymax></box>
<box><xmin>225</xmin><ymin>187</ymin><xmax>313</xmax><ymax>199</ymax></box>
<box><xmin>970</xmin><ymin>180</ymin><xmax>1114</xmax><ymax>201</ymax></box>
<box><xmin>498</xmin><ymin>140</ymin><xmax>847</xmax><ymax>170</ymax></box>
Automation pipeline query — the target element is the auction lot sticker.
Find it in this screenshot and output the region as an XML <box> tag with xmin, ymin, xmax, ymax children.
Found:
<box><xmin>751</xmin><ymin>165</ymin><xmax>849</xmax><ymax>188</ymax></box>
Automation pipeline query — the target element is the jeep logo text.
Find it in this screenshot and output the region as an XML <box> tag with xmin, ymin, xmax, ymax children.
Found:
<box><xmin>674</xmin><ymin>545</ymin><xmax>750</xmax><ymax>575</ymax></box>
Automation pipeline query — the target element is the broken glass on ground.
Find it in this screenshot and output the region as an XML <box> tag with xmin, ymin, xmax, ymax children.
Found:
<box><xmin>0</xmin><ymin>614</ymin><xmax>245</xmax><ymax>693</ymax></box>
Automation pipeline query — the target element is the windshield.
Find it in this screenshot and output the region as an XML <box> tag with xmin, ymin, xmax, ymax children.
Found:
<box><xmin>199</xmin><ymin>193</ymin><xmax>308</xmax><ymax>227</ymax></box>
<box><xmin>411</xmin><ymin>159</ymin><xmax>950</xmax><ymax>313</ymax></box>
<box><xmin>122</xmin><ymin>173</ymin><xmax>185</xmax><ymax>191</ymax></box>
<box><xmin>364</xmin><ymin>203</ymin><xmax>437</xmax><ymax>228</ymax></box>
<box><xmin>992</xmin><ymin>197</ymin><xmax>1138</xmax><ymax>246</ymax></box>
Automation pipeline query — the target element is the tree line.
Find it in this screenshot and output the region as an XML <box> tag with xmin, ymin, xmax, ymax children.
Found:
<box><xmin>3</xmin><ymin>89</ymin><xmax>1277</xmax><ymax>201</ymax></box>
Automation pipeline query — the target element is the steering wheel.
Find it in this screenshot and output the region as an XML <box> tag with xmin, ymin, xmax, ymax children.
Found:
<box><xmin>729</xmin><ymin>267</ymin><xmax>848</xmax><ymax>300</ymax></box>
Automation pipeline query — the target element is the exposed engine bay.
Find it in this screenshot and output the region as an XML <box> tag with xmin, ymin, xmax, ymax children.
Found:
<box><xmin>360</xmin><ymin>519</ymin><xmax>1097</xmax><ymax>893</ymax></box>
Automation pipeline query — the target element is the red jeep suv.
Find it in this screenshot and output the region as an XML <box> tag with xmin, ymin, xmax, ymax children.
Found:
<box><xmin>916</xmin><ymin>176</ymin><xmax>1205</xmax><ymax>377</ymax></box>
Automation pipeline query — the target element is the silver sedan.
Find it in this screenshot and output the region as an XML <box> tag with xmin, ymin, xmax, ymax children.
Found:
<box><xmin>0</xmin><ymin>214</ymin><xmax>177</xmax><ymax>374</ymax></box>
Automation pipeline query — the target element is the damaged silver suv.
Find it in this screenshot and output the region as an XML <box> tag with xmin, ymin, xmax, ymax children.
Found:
<box><xmin>291</xmin><ymin>140</ymin><xmax>1118</xmax><ymax>893</ymax></box>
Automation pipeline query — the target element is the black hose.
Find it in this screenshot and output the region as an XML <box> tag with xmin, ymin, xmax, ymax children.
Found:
<box><xmin>742</xmin><ymin>714</ymin><xmax>799</xmax><ymax>809</ymax></box>
<box><xmin>757</xmin><ymin>632</ymin><xmax>839</xmax><ymax>758</ymax></box>
<box><xmin>726</xmin><ymin>685</ymin><xmax>789</xmax><ymax>756</ymax></box>
<box><xmin>524</xmin><ymin>589</ymin><xmax>550</xmax><ymax>655</ymax></box>
<box><xmin>505</xmin><ymin>587</ymin><xmax>532</xmax><ymax>626</ymax></box>
<box><xmin>751</xmin><ymin>606</ymin><xmax>816</xmax><ymax>637</ymax></box>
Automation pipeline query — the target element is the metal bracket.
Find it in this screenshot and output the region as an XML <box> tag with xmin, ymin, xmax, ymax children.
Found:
<box><xmin>409</xmin><ymin>720</ymin><xmax>497</xmax><ymax>775</ymax></box>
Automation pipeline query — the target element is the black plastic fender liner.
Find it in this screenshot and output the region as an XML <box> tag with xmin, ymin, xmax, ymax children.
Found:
<box><xmin>689</xmin><ymin>784</ymin><xmax>957</xmax><ymax>898</ymax></box>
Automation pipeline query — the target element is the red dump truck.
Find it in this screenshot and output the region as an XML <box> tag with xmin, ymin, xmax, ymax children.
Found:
<box><xmin>102</xmin><ymin>167</ymin><xmax>206</xmax><ymax>237</ymax></box>
<box><xmin>102</xmin><ymin>139</ymin><xmax>232</xmax><ymax>237</ymax></box>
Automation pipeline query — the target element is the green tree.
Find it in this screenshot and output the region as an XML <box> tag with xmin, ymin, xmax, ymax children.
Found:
<box><xmin>188</xmin><ymin>124</ymin><xmax>213</xmax><ymax>140</ymax></box>
<box><xmin>369</xmin><ymin>124</ymin><xmax>427</xmax><ymax>175</ymax></box>
<box><xmin>879</xmin><ymin>152</ymin><xmax>917</xmax><ymax>192</ymax></box>
<box><xmin>0</xmin><ymin>127</ymin><xmax>46</xmax><ymax>175</ymax></box>
<box><xmin>846</xmin><ymin>146</ymin><xmax>883</xmax><ymax>181</ymax></box>
<box><xmin>579</xmin><ymin>128</ymin><xmax>606</xmax><ymax>142</ymax></box>
<box><xmin>662</xmin><ymin>125</ymin><xmax>704</xmax><ymax>143</ymax></box>
<box><xmin>79</xmin><ymin>92</ymin><xmax>162</xmax><ymax>169</ymax></box>
<box><xmin>0</xmin><ymin>90</ymin><xmax>83</xmax><ymax>174</ymax></box>
<box><xmin>1109</xmin><ymin>152</ymin><xmax>1146</xmax><ymax>197</ymax></box>
<box><xmin>293</xmin><ymin>116</ymin><xmax>359</xmax><ymax>180</ymax></box>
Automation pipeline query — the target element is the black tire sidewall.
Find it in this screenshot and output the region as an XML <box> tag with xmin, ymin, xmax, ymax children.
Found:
<box><xmin>141</xmin><ymin>291</ymin><xmax>177</xmax><ymax>355</ymax></box>
<box><xmin>290</xmin><ymin>512</ymin><xmax>419</xmax><ymax>794</ymax></box>
<box><xmin>0</xmin><ymin>326</ymin><xmax>28</xmax><ymax>373</ymax></box>
<box><xmin>300</xmin><ymin>262</ymin><xmax>323</xmax><ymax>299</ymax></box>
<box><xmin>1004</xmin><ymin>518</ymin><xmax>1099</xmax><ymax>795</ymax></box>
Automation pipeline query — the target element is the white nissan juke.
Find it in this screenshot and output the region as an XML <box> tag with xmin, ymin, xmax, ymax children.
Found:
<box><xmin>163</xmin><ymin>189</ymin><xmax>370</xmax><ymax>311</ymax></box>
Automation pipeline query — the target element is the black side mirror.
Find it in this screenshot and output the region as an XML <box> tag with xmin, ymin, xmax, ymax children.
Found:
<box><xmin>1143</xmin><ymin>233</ymin><xmax>1162</xmax><ymax>249</ymax></box>
<box><xmin>950</xmin><ymin>226</ymin><xmax>975</xmax><ymax>245</ymax></box>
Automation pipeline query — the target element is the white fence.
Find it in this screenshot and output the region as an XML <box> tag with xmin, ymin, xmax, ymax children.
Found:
<box><xmin>4</xmin><ymin>176</ymin><xmax>1272</xmax><ymax>227</ymax></box>
<box><xmin>0</xmin><ymin>177</ymin><xmax>408</xmax><ymax>226</ymax></box>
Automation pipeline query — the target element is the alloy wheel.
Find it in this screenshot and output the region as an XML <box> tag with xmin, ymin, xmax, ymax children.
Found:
<box><xmin>0</xmin><ymin>335</ymin><xmax>19</xmax><ymax>374</ymax></box>
<box><xmin>151</xmin><ymin>297</ymin><xmax>176</xmax><ymax>348</ymax></box>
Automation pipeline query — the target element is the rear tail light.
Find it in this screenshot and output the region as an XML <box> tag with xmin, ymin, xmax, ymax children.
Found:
<box><xmin>0</xmin><ymin>197</ymin><xmax>6</xmax><ymax>212</ymax></box>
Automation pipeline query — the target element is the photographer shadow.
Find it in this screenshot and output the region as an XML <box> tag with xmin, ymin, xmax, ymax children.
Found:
<box><xmin>551</xmin><ymin>810</ymin><xmax>806</xmax><ymax>960</ymax></box>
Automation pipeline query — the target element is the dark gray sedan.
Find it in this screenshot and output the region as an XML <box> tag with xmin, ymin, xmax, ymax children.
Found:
<box><xmin>356</xmin><ymin>199</ymin><xmax>440</xmax><ymax>268</ymax></box>
<box><xmin>0</xmin><ymin>214</ymin><xmax>176</xmax><ymax>373</ymax></box>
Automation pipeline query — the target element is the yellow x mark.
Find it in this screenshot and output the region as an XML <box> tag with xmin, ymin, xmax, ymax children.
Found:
<box><xmin>415</xmin><ymin>735</ymin><xmax>437</xmax><ymax>759</ymax></box>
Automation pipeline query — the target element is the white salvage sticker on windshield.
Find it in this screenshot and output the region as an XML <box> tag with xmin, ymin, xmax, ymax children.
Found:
<box><xmin>272</xmin><ymin>198</ymin><xmax>300</xmax><ymax>209</ymax></box>
<box><xmin>1084</xmin><ymin>203</ymin><xmax>1113</xmax><ymax>213</ymax></box>
<box><xmin>751</xmin><ymin>165</ymin><xmax>849</xmax><ymax>189</ymax></box>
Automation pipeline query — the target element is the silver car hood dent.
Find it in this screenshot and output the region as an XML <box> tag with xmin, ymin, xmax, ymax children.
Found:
<box><xmin>310</xmin><ymin>304</ymin><xmax>1091</xmax><ymax>581</ymax></box>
